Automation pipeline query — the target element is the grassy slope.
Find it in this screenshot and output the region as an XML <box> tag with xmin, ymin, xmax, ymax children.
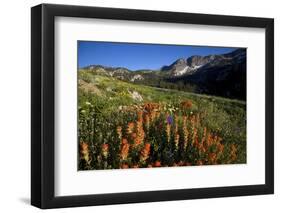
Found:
<box><xmin>79</xmin><ymin>70</ymin><xmax>245</xmax><ymax>103</ymax></box>
<box><xmin>78</xmin><ymin>70</ymin><xmax>246</xmax><ymax>163</ymax></box>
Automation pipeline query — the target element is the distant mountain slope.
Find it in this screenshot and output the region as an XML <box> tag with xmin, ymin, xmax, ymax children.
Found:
<box><xmin>167</xmin><ymin>49</ymin><xmax>246</xmax><ymax>99</ymax></box>
<box><xmin>80</xmin><ymin>48</ymin><xmax>246</xmax><ymax>100</ymax></box>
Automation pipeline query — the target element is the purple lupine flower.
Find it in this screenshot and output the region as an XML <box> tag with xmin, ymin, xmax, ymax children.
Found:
<box><xmin>167</xmin><ymin>115</ymin><xmax>173</xmax><ymax>125</ymax></box>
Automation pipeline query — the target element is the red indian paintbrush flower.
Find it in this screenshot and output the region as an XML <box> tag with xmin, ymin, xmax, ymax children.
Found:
<box><xmin>182</xmin><ymin>116</ymin><xmax>189</xmax><ymax>149</ymax></box>
<box><xmin>180</xmin><ymin>100</ymin><xmax>193</xmax><ymax>109</ymax></box>
<box><xmin>208</xmin><ymin>153</ymin><xmax>217</xmax><ymax>164</ymax></box>
<box><xmin>192</xmin><ymin>127</ymin><xmax>198</xmax><ymax>146</ymax></box>
<box><xmin>121</xmin><ymin>164</ymin><xmax>129</xmax><ymax>169</ymax></box>
<box><xmin>80</xmin><ymin>141</ymin><xmax>90</xmax><ymax>164</ymax></box>
<box><xmin>140</xmin><ymin>143</ymin><xmax>151</xmax><ymax>162</ymax></box>
<box><xmin>154</xmin><ymin>161</ymin><xmax>161</xmax><ymax>167</ymax></box>
<box><xmin>150</xmin><ymin>111</ymin><xmax>157</xmax><ymax>122</ymax></box>
<box><xmin>174</xmin><ymin>114</ymin><xmax>178</xmax><ymax>134</ymax></box>
<box><xmin>131</xmin><ymin>132</ymin><xmax>137</xmax><ymax>139</ymax></box>
<box><xmin>217</xmin><ymin>143</ymin><xmax>224</xmax><ymax>155</ymax></box>
<box><xmin>120</xmin><ymin>138</ymin><xmax>130</xmax><ymax>161</ymax></box>
<box><xmin>134</xmin><ymin>117</ymin><xmax>145</xmax><ymax>147</ymax></box>
<box><xmin>144</xmin><ymin>114</ymin><xmax>150</xmax><ymax>129</ymax></box>
<box><xmin>101</xmin><ymin>143</ymin><xmax>109</xmax><ymax>158</ymax></box>
<box><xmin>197</xmin><ymin>160</ymin><xmax>203</xmax><ymax>165</ymax></box>
<box><xmin>116</xmin><ymin>126</ymin><xmax>122</xmax><ymax>140</ymax></box>
<box><xmin>127</xmin><ymin>122</ymin><xmax>135</xmax><ymax>134</ymax></box>
<box><xmin>230</xmin><ymin>144</ymin><xmax>237</xmax><ymax>162</ymax></box>
<box><xmin>174</xmin><ymin>134</ymin><xmax>180</xmax><ymax>150</ymax></box>
<box><xmin>137</xmin><ymin>110</ymin><xmax>143</xmax><ymax>122</ymax></box>
<box><xmin>201</xmin><ymin>127</ymin><xmax>207</xmax><ymax>144</ymax></box>
<box><xmin>205</xmin><ymin>133</ymin><xmax>213</xmax><ymax>147</ymax></box>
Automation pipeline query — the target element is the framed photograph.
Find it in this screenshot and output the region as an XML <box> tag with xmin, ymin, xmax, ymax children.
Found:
<box><xmin>31</xmin><ymin>4</ymin><xmax>274</xmax><ymax>209</ymax></box>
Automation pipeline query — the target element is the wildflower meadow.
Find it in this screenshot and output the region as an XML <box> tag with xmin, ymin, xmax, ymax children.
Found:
<box><xmin>78</xmin><ymin>74</ymin><xmax>246</xmax><ymax>170</ymax></box>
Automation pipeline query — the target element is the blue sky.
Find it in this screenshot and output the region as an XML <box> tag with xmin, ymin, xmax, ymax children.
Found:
<box><xmin>78</xmin><ymin>41</ymin><xmax>237</xmax><ymax>70</ymax></box>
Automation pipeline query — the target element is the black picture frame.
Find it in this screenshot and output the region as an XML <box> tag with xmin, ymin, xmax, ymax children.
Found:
<box><xmin>31</xmin><ymin>3</ymin><xmax>274</xmax><ymax>209</ymax></box>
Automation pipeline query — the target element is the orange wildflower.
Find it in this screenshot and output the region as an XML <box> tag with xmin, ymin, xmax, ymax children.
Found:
<box><xmin>190</xmin><ymin>115</ymin><xmax>196</xmax><ymax>126</ymax></box>
<box><xmin>213</xmin><ymin>135</ymin><xmax>219</xmax><ymax>145</ymax></box>
<box><xmin>144</xmin><ymin>102</ymin><xmax>160</xmax><ymax>113</ymax></box>
<box><xmin>140</xmin><ymin>143</ymin><xmax>151</xmax><ymax>162</ymax></box>
<box><xmin>144</xmin><ymin>114</ymin><xmax>150</xmax><ymax>129</ymax></box>
<box><xmin>134</xmin><ymin>137</ymin><xmax>141</xmax><ymax>147</ymax></box>
<box><xmin>197</xmin><ymin>160</ymin><xmax>203</xmax><ymax>165</ymax></box>
<box><xmin>198</xmin><ymin>141</ymin><xmax>206</xmax><ymax>154</ymax></box>
<box><xmin>116</xmin><ymin>126</ymin><xmax>122</xmax><ymax>139</ymax></box>
<box><xmin>121</xmin><ymin>164</ymin><xmax>129</xmax><ymax>169</ymax></box>
<box><xmin>208</xmin><ymin>153</ymin><xmax>217</xmax><ymax>164</ymax></box>
<box><xmin>183</xmin><ymin>116</ymin><xmax>189</xmax><ymax>149</ymax></box>
<box><xmin>180</xmin><ymin>100</ymin><xmax>193</xmax><ymax>109</ymax></box>
<box><xmin>150</xmin><ymin>111</ymin><xmax>157</xmax><ymax>122</ymax></box>
<box><xmin>137</xmin><ymin>110</ymin><xmax>143</xmax><ymax>122</ymax></box>
<box><xmin>154</xmin><ymin>161</ymin><xmax>162</xmax><ymax>167</ymax></box>
<box><xmin>127</xmin><ymin>122</ymin><xmax>135</xmax><ymax>134</ymax></box>
<box><xmin>192</xmin><ymin>127</ymin><xmax>198</xmax><ymax>146</ymax></box>
<box><xmin>217</xmin><ymin>143</ymin><xmax>224</xmax><ymax>155</ymax></box>
<box><xmin>132</xmin><ymin>111</ymin><xmax>145</xmax><ymax>148</ymax></box>
<box><xmin>178</xmin><ymin>161</ymin><xmax>185</xmax><ymax>166</ymax></box>
<box><xmin>174</xmin><ymin>114</ymin><xmax>179</xmax><ymax>134</ymax></box>
<box><xmin>230</xmin><ymin>144</ymin><xmax>237</xmax><ymax>162</ymax></box>
<box><xmin>174</xmin><ymin>134</ymin><xmax>180</xmax><ymax>150</ymax></box>
<box><xmin>80</xmin><ymin>142</ymin><xmax>90</xmax><ymax>164</ymax></box>
<box><xmin>101</xmin><ymin>143</ymin><xmax>109</xmax><ymax>158</ymax></box>
<box><xmin>120</xmin><ymin>138</ymin><xmax>130</xmax><ymax>161</ymax></box>
<box><xmin>131</xmin><ymin>132</ymin><xmax>137</xmax><ymax>139</ymax></box>
<box><xmin>205</xmin><ymin>133</ymin><xmax>213</xmax><ymax>147</ymax></box>
<box><xmin>201</xmin><ymin>127</ymin><xmax>207</xmax><ymax>144</ymax></box>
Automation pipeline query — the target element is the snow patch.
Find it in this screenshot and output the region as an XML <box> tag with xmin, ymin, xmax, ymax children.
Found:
<box><xmin>192</xmin><ymin>65</ymin><xmax>202</xmax><ymax>69</ymax></box>
<box><xmin>174</xmin><ymin>65</ymin><xmax>203</xmax><ymax>76</ymax></box>
<box><xmin>174</xmin><ymin>66</ymin><xmax>189</xmax><ymax>76</ymax></box>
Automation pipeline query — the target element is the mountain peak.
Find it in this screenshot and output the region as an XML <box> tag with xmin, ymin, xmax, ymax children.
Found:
<box><xmin>175</xmin><ymin>58</ymin><xmax>187</xmax><ymax>64</ymax></box>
